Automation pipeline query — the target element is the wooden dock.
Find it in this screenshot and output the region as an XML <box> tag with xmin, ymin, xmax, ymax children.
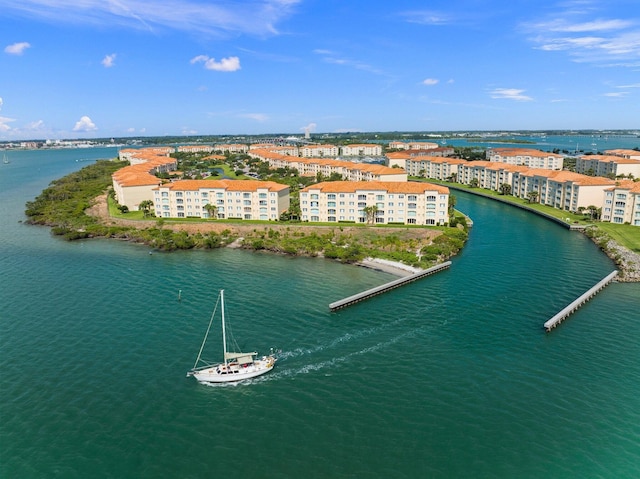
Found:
<box><xmin>329</xmin><ymin>261</ymin><xmax>451</xmax><ymax>311</ymax></box>
<box><xmin>544</xmin><ymin>270</ymin><xmax>618</xmax><ymax>331</ymax></box>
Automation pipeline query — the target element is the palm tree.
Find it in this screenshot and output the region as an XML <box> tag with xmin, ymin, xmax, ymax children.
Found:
<box><xmin>469</xmin><ymin>178</ymin><xmax>479</xmax><ymax>188</ymax></box>
<box><xmin>138</xmin><ymin>199</ymin><xmax>154</xmax><ymax>218</ymax></box>
<box><xmin>362</xmin><ymin>205</ymin><xmax>379</xmax><ymax>225</ymax></box>
<box><xmin>586</xmin><ymin>205</ymin><xmax>599</xmax><ymax>221</ymax></box>
<box><xmin>527</xmin><ymin>191</ymin><xmax>539</xmax><ymax>203</ymax></box>
<box><xmin>499</xmin><ymin>183</ymin><xmax>512</xmax><ymax>195</ymax></box>
<box><xmin>204</xmin><ymin>203</ymin><xmax>218</xmax><ymax>219</ymax></box>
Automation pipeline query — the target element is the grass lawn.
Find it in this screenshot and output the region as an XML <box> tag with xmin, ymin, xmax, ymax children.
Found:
<box><xmin>416</xmin><ymin>178</ymin><xmax>639</xmax><ymax>251</ymax></box>
<box><xmin>595</xmin><ymin>223</ymin><xmax>640</xmax><ymax>253</ymax></box>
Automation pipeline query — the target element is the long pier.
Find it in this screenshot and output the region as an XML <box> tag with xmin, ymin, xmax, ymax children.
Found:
<box><xmin>544</xmin><ymin>270</ymin><xmax>618</xmax><ymax>331</ymax></box>
<box><xmin>329</xmin><ymin>261</ymin><xmax>451</xmax><ymax>311</ymax></box>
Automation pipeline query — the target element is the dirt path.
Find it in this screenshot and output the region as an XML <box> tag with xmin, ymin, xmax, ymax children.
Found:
<box><xmin>86</xmin><ymin>194</ymin><xmax>441</xmax><ymax>244</ymax></box>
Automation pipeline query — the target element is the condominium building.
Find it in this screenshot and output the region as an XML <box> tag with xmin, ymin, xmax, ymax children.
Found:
<box><xmin>575</xmin><ymin>155</ymin><xmax>640</xmax><ymax>178</ymax></box>
<box><xmin>153</xmin><ymin>179</ymin><xmax>289</xmax><ymax>220</ymax></box>
<box><xmin>177</xmin><ymin>145</ymin><xmax>214</xmax><ymax>153</ymax></box>
<box><xmin>404</xmin><ymin>157</ymin><xmax>468</xmax><ymax>181</ymax></box>
<box><xmin>488</xmin><ymin>148</ymin><xmax>564</xmax><ymax>170</ymax></box>
<box><xmin>388</xmin><ymin>141</ymin><xmax>439</xmax><ymax>150</ymax></box>
<box><xmin>340</xmin><ymin>144</ymin><xmax>383</xmax><ymax>156</ymax></box>
<box><xmin>249</xmin><ymin>149</ymin><xmax>407</xmax><ymax>182</ymax></box>
<box><xmin>601</xmin><ymin>180</ymin><xmax>640</xmax><ymax>225</ymax></box>
<box><xmin>215</xmin><ymin>143</ymin><xmax>249</xmax><ymax>154</ymax></box>
<box><xmin>299</xmin><ymin>144</ymin><xmax>339</xmax><ymax>158</ymax></box>
<box><xmin>113</xmin><ymin>148</ymin><xmax>177</xmax><ymax>211</ymax></box>
<box><xmin>511</xmin><ymin>170</ymin><xmax>615</xmax><ymax>212</ymax></box>
<box><xmin>299</xmin><ymin>181</ymin><xmax>450</xmax><ymax>225</ymax></box>
<box><xmin>604</xmin><ymin>149</ymin><xmax>640</xmax><ymax>160</ymax></box>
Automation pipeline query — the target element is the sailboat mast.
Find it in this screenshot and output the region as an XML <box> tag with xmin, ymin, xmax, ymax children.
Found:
<box><xmin>221</xmin><ymin>289</ymin><xmax>228</xmax><ymax>366</ymax></box>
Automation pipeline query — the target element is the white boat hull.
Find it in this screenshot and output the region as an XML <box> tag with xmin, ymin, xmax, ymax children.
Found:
<box><xmin>190</xmin><ymin>356</ymin><xmax>276</xmax><ymax>383</ymax></box>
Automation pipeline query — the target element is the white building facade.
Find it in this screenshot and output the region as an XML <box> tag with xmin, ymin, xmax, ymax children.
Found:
<box><xmin>153</xmin><ymin>179</ymin><xmax>289</xmax><ymax>220</ymax></box>
<box><xmin>299</xmin><ymin>181</ymin><xmax>450</xmax><ymax>225</ymax></box>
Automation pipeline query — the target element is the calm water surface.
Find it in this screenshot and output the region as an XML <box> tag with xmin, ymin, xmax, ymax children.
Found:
<box><xmin>1</xmin><ymin>147</ymin><xmax>639</xmax><ymax>478</ymax></box>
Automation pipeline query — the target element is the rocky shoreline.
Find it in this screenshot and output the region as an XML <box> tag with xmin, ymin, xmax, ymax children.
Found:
<box><xmin>599</xmin><ymin>238</ymin><xmax>640</xmax><ymax>282</ymax></box>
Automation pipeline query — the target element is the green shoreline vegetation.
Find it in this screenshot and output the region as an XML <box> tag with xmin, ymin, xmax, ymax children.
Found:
<box><xmin>24</xmin><ymin>159</ymin><xmax>469</xmax><ymax>269</ymax></box>
<box><xmin>417</xmin><ymin>178</ymin><xmax>640</xmax><ymax>280</ymax></box>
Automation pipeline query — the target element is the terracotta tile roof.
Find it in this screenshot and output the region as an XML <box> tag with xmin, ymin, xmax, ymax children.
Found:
<box><xmin>580</xmin><ymin>155</ymin><xmax>640</xmax><ymax>165</ymax></box>
<box><xmin>490</xmin><ymin>147</ymin><xmax>564</xmax><ymax>158</ymax></box>
<box><xmin>156</xmin><ymin>179</ymin><xmax>288</xmax><ymax>192</ymax></box>
<box><xmin>301</xmin><ymin>181</ymin><xmax>449</xmax><ymax>195</ymax></box>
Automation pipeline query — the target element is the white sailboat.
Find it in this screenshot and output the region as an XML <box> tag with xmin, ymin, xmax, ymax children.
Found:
<box><xmin>2</xmin><ymin>153</ymin><xmax>9</xmax><ymax>164</ymax></box>
<box><xmin>187</xmin><ymin>290</ymin><xmax>276</xmax><ymax>383</ymax></box>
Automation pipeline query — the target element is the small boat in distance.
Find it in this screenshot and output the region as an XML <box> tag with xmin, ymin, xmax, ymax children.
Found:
<box><xmin>2</xmin><ymin>153</ymin><xmax>9</xmax><ymax>164</ymax></box>
<box><xmin>187</xmin><ymin>290</ymin><xmax>276</xmax><ymax>384</ymax></box>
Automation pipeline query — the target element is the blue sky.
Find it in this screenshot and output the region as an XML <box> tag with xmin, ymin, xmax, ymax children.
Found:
<box><xmin>1</xmin><ymin>0</ymin><xmax>639</xmax><ymax>140</ymax></box>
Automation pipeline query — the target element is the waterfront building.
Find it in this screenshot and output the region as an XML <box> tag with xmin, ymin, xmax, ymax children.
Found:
<box><xmin>601</xmin><ymin>180</ymin><xmax>640</xmax><ymax>225</ymax></box>
<box><xmin>299</xmin><ymin>181</ymin><xmax>449</xmax><ymax>225</ymax></box>
<box><xmin>458</xmin><ymin>161</ymin><xmax>529</xmax><ymax>190</ymax></box>
<box><xmin>512</xmin><ymin>170</ymin><xmax>615</xmax><ymax>212</ymax></box>
<box><xmin>575</xmin><ymin>155</ymin><xmax>640</xmax><ymax>178</ymax></box>
<box><xmin>604</xmin><ymin>149</ymin><xmax>640</xmax><ymax>161</ymax></box>
<box><xmin>113</xmin><ymin>148</ymin><xmax>177</xmax><ymax>211</ymax></box>
<box><xmin>249</xmin><ymin>149</ymin><xmax>407</xmax><ymax>182</ymax></box>
<box><xmin>340</xmin><ymin>144</ymin><xmax>383</xmax><ymax>156</ymax></box>
<box><xmin>177</xmin><ymin>145</ymin><xmax>214</xmax><ymax>153</ymax></box>
<box><xmin>404</xmin><ymin>156</ymin><xmax>467</xmax><ymax>181</ymax></box>
<box><xmin>299</xmin><ymin>144</ymin><xmax>339</xmax><ymax>158</ymax></box>
<box><xmin>153</xmin><ymin>179</ymin><xmax>289</xmax><ymax>220</ymax></box>
<box><xmin>487</xmin><ymin>148</ymin><xmax>564</xmax><ymax>170</ymax></box>
<box><xmin>388</xmin><ymin>141</ymin><xmax>440</xmax><ymax>150</ymax></box>
<box><xmin>215</xmin><ymin>143</ymin><xmax>249</xmax><ymax>154</ymax></box>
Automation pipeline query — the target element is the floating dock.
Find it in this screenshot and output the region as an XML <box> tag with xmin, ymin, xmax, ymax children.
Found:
<box><xmin>329</xmin><ymin>261</ymin><xmax>451</xmax><ymax>311</ymax></box>
<box><xmin>544</xmin><ymin>270</ymin><xmax>618</xmax><ymax>331</ymax></box>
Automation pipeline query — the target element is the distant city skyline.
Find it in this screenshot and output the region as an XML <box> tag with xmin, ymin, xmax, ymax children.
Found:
<box><xmin>1</xmin><ymin>0</ymin><xmax>639</xmax><ymax>141</ymax></box>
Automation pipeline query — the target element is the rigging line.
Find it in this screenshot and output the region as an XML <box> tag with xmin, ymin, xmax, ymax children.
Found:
<box><xmin>192</xmin><ymin>292</ymin><xmax>222</xmax><ymax>369</ymax></box>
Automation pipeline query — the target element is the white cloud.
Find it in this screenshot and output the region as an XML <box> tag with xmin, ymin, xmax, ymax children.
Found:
<box><xmin>102</xmin><ymin>53</ymin><xmax>116</xmax><ymax>67</ymax></box>
<box><xmin>523</xmin><ymin>7</ymin><xmax>640</xmax><ymax>66</ymax></box>
<box><xmin>240</xmin><ymin>113</ymin><xmax>269</xmax><ymax>122</ymax></box>
<box><xmin>2</xmin><ymin>0</ymin><xmax>300</xmax><ymax>37</ymax></box>
<box><xmin>73</xmin><ymin>116</ymin><xmax>97</xmax><ymax>132</ymax></box>
<box><xmin>422</xmin><ymin>78</ymin><xmax>439</xmax><ymax>86</ymax></box>
<box><xmin>490</xmin><ymin>88</ymin><xmax>533</xmax><ymax>101</ymax></box>
<box><xmin>313</xmin><ymin>50</ymin><xmax>386</xmax><ymax>76</ymax></box>
<box><xmin>191</xmin><ymin>55</ymin><xmax>241</xmax><ymax>72</ymax></box>
<box><xmin>0</xmin><ymin>97</ymin><xmax>3</xmax><ymax>110</ymax></box>
<box><xmin>604</xmin><ymin>91</ymin><xmax>628</xmax><ymax>97</ymax></box>
<box><xmin>0</xmin><ymin>115</ymin><xmax>16</xmax><ymax>132</ymax></box>
<box><xmin>4</xmin><ymin>42</ymin><xmax>31</xmax><ymax>55</ymax></box>
<box><xmin>301</xmin><ymin>122</ymin><xmax>316</xmax><ymax>132</ymax></box>
<box><xmin>399</xmin><ymin>10</ymin><xmax>453</xmax><ymax>26</ymax></box>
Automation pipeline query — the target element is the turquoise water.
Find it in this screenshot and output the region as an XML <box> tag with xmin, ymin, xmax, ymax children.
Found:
<box><xmin>1</xmin><ymin>148</ymin><xmax>639</xmax><ymax>478</ymax></box>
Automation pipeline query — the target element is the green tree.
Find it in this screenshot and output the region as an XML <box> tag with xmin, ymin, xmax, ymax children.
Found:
<box><xmin>499</xmin><ymin>183</ymin><xmax>512</xmax><ymax>195</ymax></box>
<box><xmin>204</xmin><ymin>203</ymin><xmax>218</xmax><ymax>219</ymax></box>
<box><xmin>469</xmin><ymin>178</ymin><xmax>479</xmax><ymax>188</ymax></box>
<box><xmin>362</xmin><ymin>205</ymin><xmax>379</xmax><ymax>225</ymax></box>
<box><xmin>527</xmin><ymin>191</ymin><xmax>539</xmax><ymax>203</ymax></box>
<box><xmin>138</xmin><ymin>200</ymin><xmax>154</xmax><ymax>218</ymax></box>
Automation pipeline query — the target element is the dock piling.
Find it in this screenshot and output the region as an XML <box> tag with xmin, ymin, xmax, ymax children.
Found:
<box><xmin>329</xmin><ymin>261</ymin><xmax>451</xmax><ymax>311</ymax></box>
<box><xmin>544</xmin><ymin>270</ymin><xmax>618</xmax><ymax>331</ymax></box>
